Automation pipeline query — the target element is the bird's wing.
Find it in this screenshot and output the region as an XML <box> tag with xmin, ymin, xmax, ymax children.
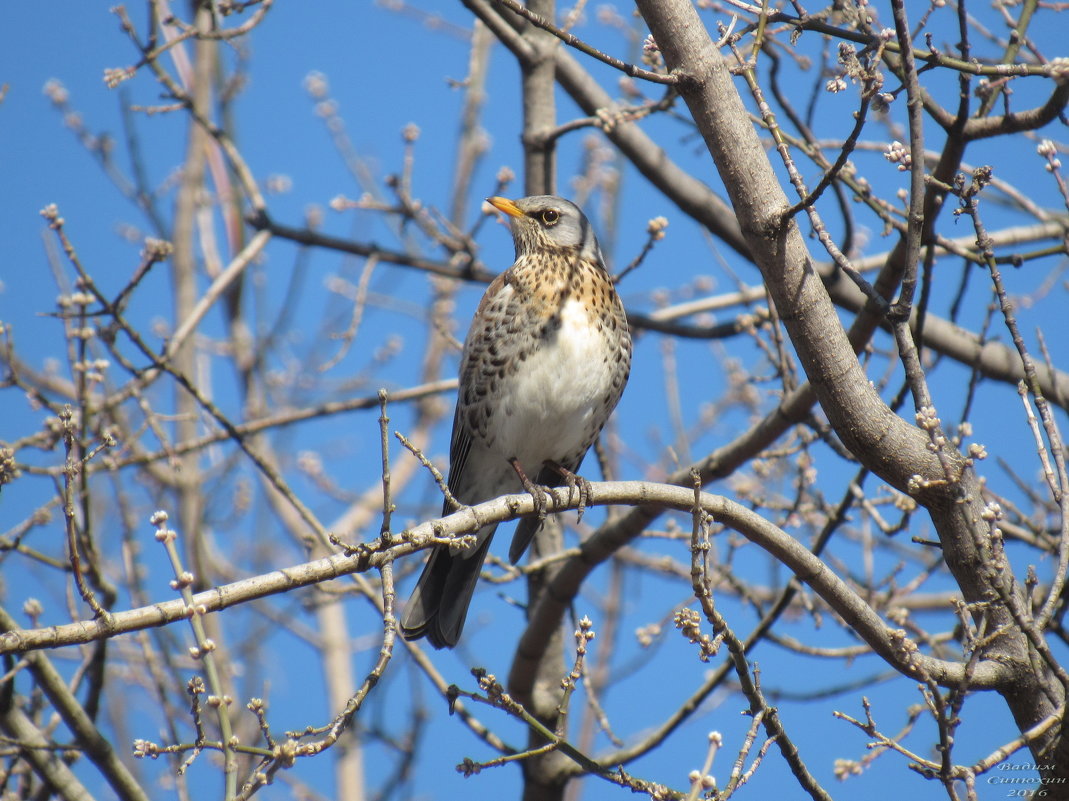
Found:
<box><xmin>442</xmin><ymin>270</ymin><xmax>515</xmax><ymax>516</ymax></box>
<box><xmin>442</xmin><ymin>402</ymin><xmax>472</xmax><ymax>516</ymax></box>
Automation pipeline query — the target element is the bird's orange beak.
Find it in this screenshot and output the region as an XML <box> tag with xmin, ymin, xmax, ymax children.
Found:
<box><xmin>487</xmin><ymin>196</ymin><xmax>524</xmax><ymax>219</ymax></box>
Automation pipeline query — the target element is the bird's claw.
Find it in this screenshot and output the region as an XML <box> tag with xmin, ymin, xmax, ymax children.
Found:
<box><xmin>546</xmin><ymin>460</ymin><xmax>591</xmax><ymax>524</ymax></box>
<box><xmin>575</xmin><ymin>475</ymin><xmax>591</xmax><ymax>524</ymax></box>
<box><xmin>509</xmin><ymin>457</ymin><xmax>550</xmax><ymax>522</ymax></box>
<box><xmin>533</xmin><ymin>487</ymin><xmax>549</xmax><ymax>522</ymax></box>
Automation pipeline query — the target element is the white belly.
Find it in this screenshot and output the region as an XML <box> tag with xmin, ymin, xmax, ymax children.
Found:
<box><xmin>486</xmin><ymin>297</ymin><xmax>616</xmax><ymax>470</ymax></box>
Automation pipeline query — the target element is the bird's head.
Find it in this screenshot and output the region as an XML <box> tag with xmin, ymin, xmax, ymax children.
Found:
<box><xmin>487</xmin><ymin>195</ymin><xmax>604</xmax><ymax>267</ymax></box>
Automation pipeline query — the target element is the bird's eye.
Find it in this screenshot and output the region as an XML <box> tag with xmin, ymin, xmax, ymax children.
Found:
<box><xmin>539</xmin><ymin>209</ymin><xmax>560</xmax><ymax>226</ymax></box>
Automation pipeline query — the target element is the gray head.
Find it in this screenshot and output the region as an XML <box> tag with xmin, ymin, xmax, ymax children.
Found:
<box><xmin>487</xmin><ymin>195</ymin><xmax>604</xmax><ymax>267</ymax></box>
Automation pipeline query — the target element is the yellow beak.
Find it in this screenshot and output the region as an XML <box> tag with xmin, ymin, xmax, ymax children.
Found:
<box><xmin>487</xmin><ymin>196</ymin><xmax>524</xmax><ymax>218</ymax></box>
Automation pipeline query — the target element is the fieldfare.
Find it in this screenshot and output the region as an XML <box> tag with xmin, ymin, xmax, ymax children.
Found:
<box><xmin>399</xmin><ymin>195</ymin><xmax>632</xmax><ymax>648</ymax></box>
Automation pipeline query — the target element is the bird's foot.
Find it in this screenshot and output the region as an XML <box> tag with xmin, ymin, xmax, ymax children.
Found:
<box><xmin>508</xmin><ymin>457</ymin><xmax>549</xmax><ymax>522</ymax></box>
<box><xmin>545</xmin><ymin>460</ymin><xmax>591</xmax><ymax>524</ymax></box>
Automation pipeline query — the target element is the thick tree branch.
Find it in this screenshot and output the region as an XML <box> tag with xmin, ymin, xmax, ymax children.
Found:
<box><xmin>634</xmin><ymin>0</ymin><xmax>1067</xmax><ymax>780</ymax></box>
<box><xmin>0</xmin><ymin>481</ymin><xmax>1003</xmax><ymax>692</ymax></box>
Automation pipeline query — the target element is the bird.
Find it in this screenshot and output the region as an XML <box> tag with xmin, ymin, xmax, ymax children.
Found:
<box><xmin>399</xmin><ymin>195</ymin><xmax>633</xmax><ymax>649</ymax></box>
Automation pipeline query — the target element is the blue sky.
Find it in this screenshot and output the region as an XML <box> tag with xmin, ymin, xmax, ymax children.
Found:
<box><xmin>2</xmin><ymin>3</ymin><xmax>1068</xmax><ymax>800</ymax></box>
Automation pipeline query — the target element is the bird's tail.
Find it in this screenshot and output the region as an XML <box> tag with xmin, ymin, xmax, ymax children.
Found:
<box><xmin>399</xmin><ymin>525</ymin><xmax>496</xmax><ymax>649</ymax></box>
